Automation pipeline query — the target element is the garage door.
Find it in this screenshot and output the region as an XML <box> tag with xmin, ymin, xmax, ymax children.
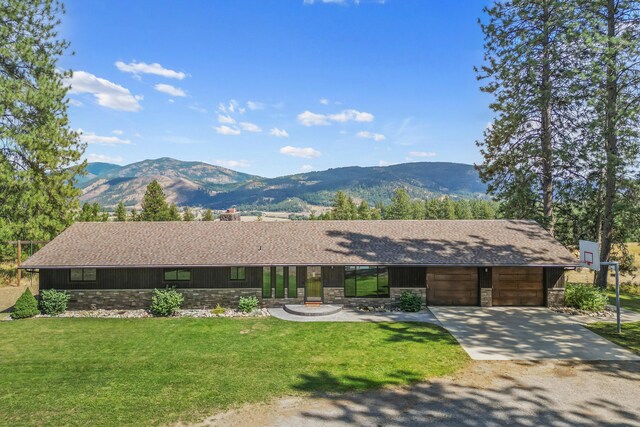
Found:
<box><xmin>427</xmin><ymin>267</ymin><xmax>478</xmax><ymax>305</ymax></box>
<box><xmin>492</xmin><ymin>267</ymin><xmax>544</xmax><ymax>306</ymax></box>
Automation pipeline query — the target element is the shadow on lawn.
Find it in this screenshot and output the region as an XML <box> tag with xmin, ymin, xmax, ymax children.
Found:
<box><xmin>291</xmin><ymin>361</ymin><xmax>640</xmax><ymax>426</ymax></box>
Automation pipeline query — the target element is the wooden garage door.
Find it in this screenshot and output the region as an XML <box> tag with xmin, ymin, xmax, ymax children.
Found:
<box><xmin>427</xmin><ymin>267</ymin><xmax>478</xmax><ymax>305</ymax></box>
<box><xmin>492</xmin><ymin>267</ymin><xmax>544</xmax><ymax>306</ymax></box>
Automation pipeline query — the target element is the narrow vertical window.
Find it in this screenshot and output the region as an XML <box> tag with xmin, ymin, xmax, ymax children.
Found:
<box><xmin>262</xmin><ymin>267</ymin><xmax>271</xmax><ymax>298</ymax></box>
<box><xmin>288</xmin><ymin>267</ymin><xmax>297</xmax><ymax>298</ymax></box>
<box><xmin>275</xmin><ymin>267</ymin><xmax>285</xmax><ymax>298</ymax></box>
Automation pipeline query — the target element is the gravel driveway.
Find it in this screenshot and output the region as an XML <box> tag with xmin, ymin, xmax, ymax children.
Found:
<box><xmin>192</xmin><ymin>360</ymin><xmax>640</xmax><ymax>427</ymax></box>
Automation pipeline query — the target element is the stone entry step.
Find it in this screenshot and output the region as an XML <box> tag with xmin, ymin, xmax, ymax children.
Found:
<box><xmin>283</xmin><ymin>304</ymin><xmax>343</xmax><ymax>317</ymax></box>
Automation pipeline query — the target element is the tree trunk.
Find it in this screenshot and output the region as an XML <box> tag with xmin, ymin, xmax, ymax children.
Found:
<box><xmin>597</xmin><ymin>0</ymin><xmax>618</xmax><ymax>288</ymax></box>
<box><xmin>540</xmin><ymin>0</ymin><xmax>555</xmax><ymax>236</ymax></box>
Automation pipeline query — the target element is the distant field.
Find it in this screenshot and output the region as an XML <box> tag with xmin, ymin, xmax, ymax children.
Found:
<box><xmin>567</xmin><ymin>242</ymin><xmax>640</xmax><ymax>286</ymax></box>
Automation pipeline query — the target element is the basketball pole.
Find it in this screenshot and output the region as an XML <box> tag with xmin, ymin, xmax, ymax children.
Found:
<box><xmin>601</xmin><ymin>261</ymin><xmax>621</xmax><ymax>334</ymax></box>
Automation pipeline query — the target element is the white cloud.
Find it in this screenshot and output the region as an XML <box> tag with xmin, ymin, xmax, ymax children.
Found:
<box><xmin>115</xmin><ymin>61</ymin><xmax>186</xmax><ymax>80</ymax></box>
<box><xmin>218</xmin><ymin>99</ymin><xmax>245</xmax><ymax>114</ymax></box>
<box><xmin>239</xmin><ymin>122</ymin><xmax>262</xmax><ymax>132</ymax></box>
<box><xmin>406</xmin><ymin>151</ymin><xmax>437</xmax><ymax>160</ymax></box>
<box><xmin>86</xmin><ymin>153</ymin><xmax>124</xmax><ymax>163</ymax></box>
<box><xmin>68</xmin><ymin>98</ymin><xmax>83</xmax><ymax>107</ymax></box>
<box><xmin>247</xmin><ymin>101</ymin><xmax>265</xmax><ymax>110</ymax></box>
<box><xmin>270</xmin><ymin>128</ymin><xmax>289</xmax><ymax>138</ymax></box>
<box><xmin>154</xmin><ymin>83</ymin><xmax>186</xmax><ymax>97</ymax></box>
<box><xmin>319</xmin><ymin>98</ymin><xmax>330</xmax><ymax>105</ymax></box>
<box><xmin>280</xmin><ymin>146</ymin><xmax>321</xmax><ymax>158</ymax></box>
<box><xmin>378</xmin><ymin>160</ymin><xmax>393</xmax><ymax>166</ymax></box>
<box><xmin>112</xmin><ymin>129</ymin><xmax>123</xmax><ymax>135</ymax></box>
<box><xmin>297</xmin><ymin>110</ymin><xmax>331</xmax><ymax>126</ymax></box>
<box><xmin>214</xmin><ymin>159</ymin><xmax>250</xmax><ymax>169</ymax></box>
<box><xmin>189</xmin><ymin>104</ymin><xmax>208</xmax><ymax>113</ymax></box>
<box><xmin>78</xmin><ymin>129</ymin><xmax>131</xmax><ymax>146</ymax></box>
<box><xmin>356</xmin><ymin>130</ymin><xmax>385</xmax><ymax>141</ymax></box>
<box><xmin>297</xmin><ymin>109</ymin><xmax>374</xmax><ymax>126</ymax></box>
<box><xmin>67</xmin><ymin>71</ymin><xmax>142</xmax><ymax>112</ymax></box>
<box><xmin>217</xmin><ymin>114</ymin><xmax>236</xmax><ymax>124</ymax></box>
<box><xmin>215</xmin><ymin>125</ymin><xmax>241</xmax><ymax>136</ymax></box>
<box><xmin>301</xmin><ymin>164</ymin><xmax>314</xmax><ymax>172</ymax></box>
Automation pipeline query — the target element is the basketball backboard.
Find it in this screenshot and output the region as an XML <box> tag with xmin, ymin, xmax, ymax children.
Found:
<box><xmin>579</xmin><ymin>240</ymin><xmax>600</xmax><ymax>271</ymax></box>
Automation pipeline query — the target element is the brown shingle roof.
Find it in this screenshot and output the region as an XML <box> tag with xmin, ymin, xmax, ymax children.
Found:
<box><xmin>21</xmin><ymin>220</ymin><xmax>577</xmax><ymax>268</ymax></box>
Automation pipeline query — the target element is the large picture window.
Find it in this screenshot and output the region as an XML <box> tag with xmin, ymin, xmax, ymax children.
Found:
<box><xmin>70</xmin><ymin>268</ymin><xmax>96</xmax><ymax>282</ymax></box>
<box><xmin>230</xmin><ymin>266</ymin><xmax>246</xmax><ymax>281</ymax></box>
<box><xmin>344</xmin><ymin>266</ymin><xmax>389</xmax><ymax>298</ymax></box>
<box><xmin>163</xmin><ymin>269</ymin><xmax>191</xmax><ymax>281</ymax></box>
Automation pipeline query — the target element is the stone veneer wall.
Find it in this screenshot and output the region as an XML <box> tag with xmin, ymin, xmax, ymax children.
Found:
<box><xmin>323</xmin><ymin>287</ymin><xmax>427</xmax><ymax>308</ymax></box>
<box><xmin>546</xmin><ymin>288</ymin><xmax>565</xmax><ymax>307</ymax></box>
<box><xmin>480</xmin><ymin>288</ymin><xmax>492</xmax><ymax>307</ymax></box>
<box><xmin>66</xmin><ymin>288</ymin><xmax>261</xmax><ymax>310</ymax></box>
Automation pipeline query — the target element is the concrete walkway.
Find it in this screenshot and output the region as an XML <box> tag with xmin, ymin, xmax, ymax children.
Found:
<box><xmin>269</xmin><ymin>307</ymin><xmax>440</xmax><ymax>324</ymax></box>
<box><xmin>430</xmin><ymin>306</ymin><xmax>639</xmax><ymax>361</ymax></box>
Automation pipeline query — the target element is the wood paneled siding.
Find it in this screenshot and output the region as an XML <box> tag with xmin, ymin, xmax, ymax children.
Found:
<box><xmin>321</xmin><ymin>266</ymin><xmax>344</xmax><ymax>288</ymax></box>
<box><xmin>544</xmin><ymin>267</ymin><xmax>565</xmax><ymax>289</ymax></box>
<box><xmin>39</xmin><ymin>267</ymin><xmax>263</xmax><ymax>290</ymax></box>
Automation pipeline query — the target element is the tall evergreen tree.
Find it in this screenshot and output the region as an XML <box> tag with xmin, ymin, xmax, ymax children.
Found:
<box><xmin>182</xmin><ymin>207</ymin><xmax>194</xmax><ymax>221</ymax></box>
<box><xmin>0</xmin><ymin>0</ymin><xmax>85</xmax><ymax>255</ymax></box>
<box><xmin>331</xmin><ymin>191</ymin><xmax>351</xmax><ymax>220</ymax></box>
<box><xmin>202</xmin><ymin>208</ymin><xmax>214</xmax><ymax>221</ymax></box>
<box><xmin>167</xmin><ymin>203</ymin><xmax>181</xmax><ymax>221</ymax></box>
<box><xmin>140</xmin><ymin>180</ymin><xmax>169</xmax><ymax>221</ymax></box>
<box><xmin>357</xmin><ymin>200</ymin><xmax>372</xmax><ymax>220</ymax></box>
<box><xmin>129</xmin><ymin>207</ymin><xmax>139</xmax><ymax>221</ymax></box>
<box><xmin>385</xmin><ymin>188</ymin><xmax>413</xmax><ymax>219</ymax></box>
<box><xmin>115</xmin><ymin>201</ymin><xmax>127</xmax><ymax>222</ymax></box>
<box><xmin>477</xmin><ymin>0</ymin><xmax>574</xmax><ymax>234</ymax></box>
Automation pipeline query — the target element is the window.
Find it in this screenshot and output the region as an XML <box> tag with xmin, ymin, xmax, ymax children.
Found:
<box><xmin>262</xmin><ymin>267</ymin><xmax>271</xmax><ymax>298</ymax></box>
<box><xmin>70</xmin><ymin>268</ymin><xmax>97</xmax><ymax>282</ymax></box>
<box><xmin>164</xmin><ymin>269</ymin><xmax>191</xmax><ymax>281</ymax></box>
<box><xmin>344</xmin><ymin>266</ymin><xmax>389</xmax><ymax>298</ymax></box>
<box><xmin>230</xmin><ymin>267</ymin><xmax>246</xmax><ymax>281</ymax></box>
<box><xmin>288</xmin><ymin>267</ymin><xmax>297</xmax><ymax>298</ymax></box>
<box><xmin>274</xmin><ymin>267</ymin><xmax>285</xmax><ymax>298</ymax></box>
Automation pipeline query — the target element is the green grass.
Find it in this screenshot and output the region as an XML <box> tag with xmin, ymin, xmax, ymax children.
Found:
<box><xmin>586</xmin><ymin>321</ymin><xmax>640</xmax><ymax>355</ymax></box>
<box><xmin>608</xmin><ymin>290</ymin><xmax>640</xmax><ymax>313</ymax></box>
<box><xmin>0</xmin><ymin>317</ymin><xmax>466</xmax><ymax>426</ymax></box>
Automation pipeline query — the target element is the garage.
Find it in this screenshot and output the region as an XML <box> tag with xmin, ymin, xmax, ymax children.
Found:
<box><xmin>492</xmin><ymin>267</ymin><xmax>544</xmax><ymax>306</ymax></box>
<box><xmin>427</xmin><ymin>267</ymin><xmax>478</xmax><ymax>305</ymax></box>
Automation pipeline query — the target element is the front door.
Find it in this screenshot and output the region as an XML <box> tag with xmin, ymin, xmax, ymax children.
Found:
<box><xmin>305</xmin><ymin>266</ymin><xmax>323</xmax><ymax>302</ymax></box>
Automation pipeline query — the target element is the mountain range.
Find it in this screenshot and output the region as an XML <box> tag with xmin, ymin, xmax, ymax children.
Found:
<box><xmin>77</xmin><ymin>157</ymin><xmax>487</xmax><ymax>211</ymax></box>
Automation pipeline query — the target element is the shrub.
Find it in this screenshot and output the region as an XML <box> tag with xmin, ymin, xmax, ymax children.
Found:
<box><xmin>12</xmin><ymin>289</ymin><xmax>40</xmax><ymax>319</ymax></box>
<box><xmin>565</xmin><ymin>283</ymin><xmax>608</xmax><ymax>312</ymax></box>
<box><xmin>211</xmin><ymin>304</ymin><xmax>226</xmax><ymax>315</ymax></box>
<box><xmin>39</xmin><ymin>289</ymin><xmax>71</xmax><ymax>315</ymax></box>
<box><xmin>399</xmin><ymin>291</ymin><xmax>422</xmax><ymax>312</ymax></box>
<box><xmin>150</xmin><ymin>288</ymin><xmax>184</xmax><ymax>316</ymax></box>
<box><xmin>237</xmin><ymin>296</ymin><xmax>259</xmax><ymax>313</ymax></box>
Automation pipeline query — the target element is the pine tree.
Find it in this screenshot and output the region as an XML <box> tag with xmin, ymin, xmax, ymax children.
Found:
<box><xmin>0</xmin><ymin>0</ymin><xmax>85</xmax><ymax>252</ymax></box>
<box><xmin>424</xmin><ymin>198</ymin><xmax>440</xmax><ymax>219</ymax></box>
<box><xmin>411</xmin><ymin>200</ymin><xmax>426</xmax><ymax>219</ymax></box>
<box><xmin>357</xmin><ymin>201</ymin><xmax>372</xmax><ymax>220</ymax></box>
<box><xmin>167</xmin><ymin>203</ymin><xmax>180</xmax><ymax>221</ymax></box>
<box><xmin>182</xmin><ymin>207</ymin><xmax>194</xmax><ymax>221</ymax></box>
<box><xmin>332</xmin><ymin>191</ymin><xmax>351</xmax><ymax>220</ymax></box>
<box><xmin>140</xmin><ymin>180</ymin><xmax>169</xmax><ymax>221</ymax></box>
<box><xmin>346</xmin><ymin>196</ymin><xmax>358</xmax><ymax>220</ymax></box>
<box><xmin>439</xmin><ymin>197</ymin><xmax>456</xmax><ymax>220</ymax></box>
<box><xmin>454</xmin><ymin>200</ymin><xmax>473</xmax><ymax>220</ymax></box>
<box><xmin>202</xmin><ymin>208</ymin><xmax>214</xmax><ymax>221</ymax></box>
<box><xmin>385</xmin><ymin>188</ymin><xmax>412</xmax><ymax>219</ymax></box>
<box><xmin>115</xmin><ymin>201</ymin><xmax>127</xmax><ymax>222</ymax></box>
<box><xmin>130</xmin><ymin>207</ymin><xmax>139</xmax><ymax>221</ymax></box>
<box><xmin>477</xmin><ymin>0</ymin><xmax>575</xmax><ymax>234</ymax></box>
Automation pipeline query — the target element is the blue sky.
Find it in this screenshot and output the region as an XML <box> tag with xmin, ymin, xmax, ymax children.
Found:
<box><xmin>61</xmin><ymin>0</ymin><xmax>492</xmax><ymax>178</ymax></box>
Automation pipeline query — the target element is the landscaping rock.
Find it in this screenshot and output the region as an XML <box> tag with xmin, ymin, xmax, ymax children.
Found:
<box><xmin>551</xmin><ymin>306</ymin><xmax>615</xmax><ymax>319</ymax></box>
<box><xmin>32</xmin><ymin>307</ymin><xmax>271</xmax><ymax>319</ymax></box>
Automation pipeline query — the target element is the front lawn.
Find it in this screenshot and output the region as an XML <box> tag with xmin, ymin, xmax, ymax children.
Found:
<box><xmin>0</xmin><ymin>317</ymin><xmax>466</xmax><ymax>426</ymax></box>
<box><xmin>608</xmin><ymin>287</ymin><xmax>640</xmax><ymax>313</ymax></box>
<box><xmin>586</xmin><ymin>321</ymin><xmax>640</xmax><ymax>355</ymax></box>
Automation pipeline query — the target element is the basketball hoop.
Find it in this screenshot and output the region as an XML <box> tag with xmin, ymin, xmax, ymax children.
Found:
<box><xmin>579</xmin><ymin>241</ymin><xmax>600</xmax><ymax>271</ymax></box>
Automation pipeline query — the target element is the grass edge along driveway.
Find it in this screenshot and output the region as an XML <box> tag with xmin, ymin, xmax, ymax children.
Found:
<box><xmin>0</xmin><ymin>317</ymin><xmax>467</xmax><ymax>426</ymax></box>
<box><xmin>586</xmin><ymin>321</ymin><xmax>640</xmax><ymax>355</ymax></box>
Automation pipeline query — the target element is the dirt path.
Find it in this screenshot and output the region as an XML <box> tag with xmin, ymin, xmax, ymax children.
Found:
<box><xmin>188</xmin><ymin>360</ymin><xmax>640</xmax><ymax>427</ymax></box>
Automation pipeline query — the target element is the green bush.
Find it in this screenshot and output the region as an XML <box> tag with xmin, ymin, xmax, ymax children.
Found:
<box><xmin>565</xmin><ymin>283</ymin><xmax>608</xmax><ymax>312</ymax></box>
<box><xmin>211</xmin><ymin>304</ymin><xmax>225</xmax><ymax>315</ymax></box>
<box><xmin>12</xmin><ymin>289</ymin><xmax>40</xmax><ymax>319</ymax></box>
<box><xmin>39</xmin><ymin>289</ymin><xmax>70</xmax><ymax>315</ymax></box>
<box><xmin>150</xmin><ymin>288</ymin><xmax>184</xmax><ymax>316</ymax></box>
<box><xmin>399</xmin><ymin>291</ymin><xmax>422</xmax><ymax>312</ymax></box>
<box><xmin>237</xmin><ymin>296</ymin><xmax>259</xmax><ymax>313</ymax></box>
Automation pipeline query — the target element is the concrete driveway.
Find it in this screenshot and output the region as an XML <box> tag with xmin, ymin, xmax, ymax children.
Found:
<box><xmin>429</xmin><ymin>307</ymin><xmax>639</xmax><ymax>361</ymax></box>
